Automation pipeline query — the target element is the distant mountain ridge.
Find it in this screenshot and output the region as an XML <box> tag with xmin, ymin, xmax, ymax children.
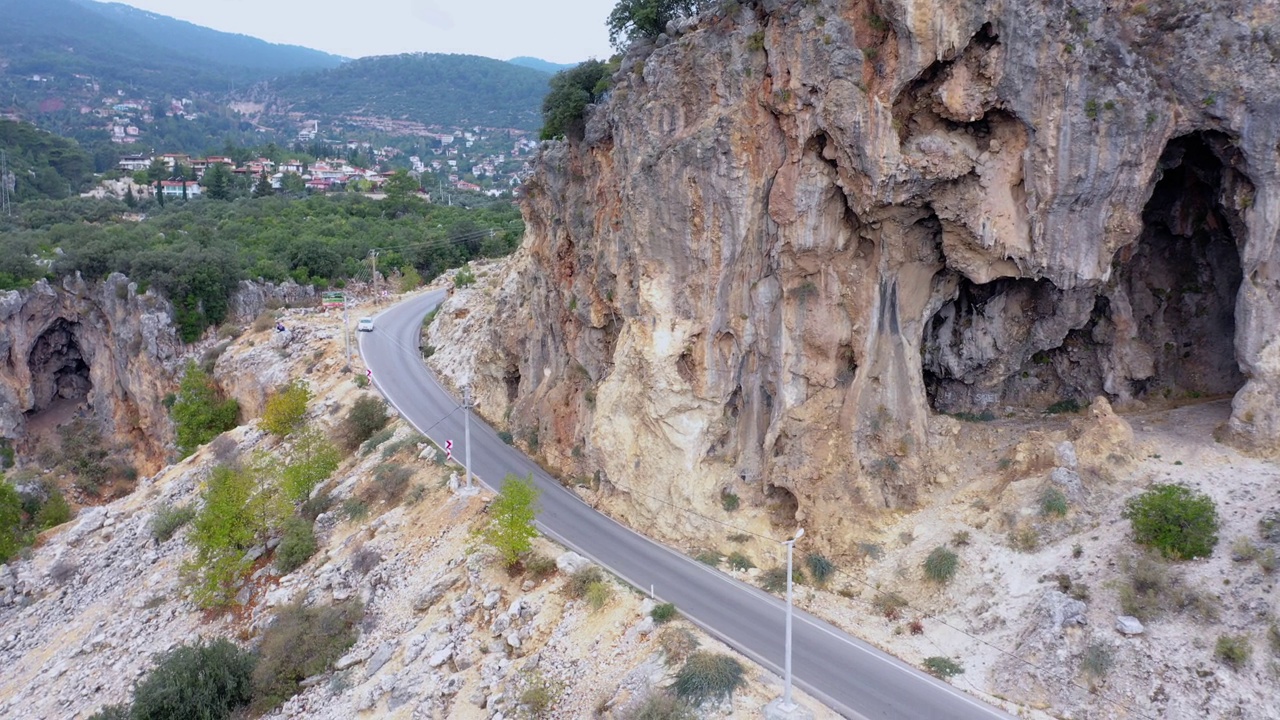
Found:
<box><xmin>79</xmin><ymin>0</ymin><xmax>347</xmax><ymax>73</ymax></box>
<box><xmin>270</xmin><ymin>54</ymin><xmax>552</xmax><ymax>131</ymax></box>
<box><xmin>508</xmin><ymin>57</ymin><xmax>578</xmax><ymax>74</ymax></box>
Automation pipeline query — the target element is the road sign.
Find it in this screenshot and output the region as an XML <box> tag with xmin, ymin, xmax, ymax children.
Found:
<box><xmin>365</xmin><ymin>368</ymin><xmax>373</xmax><ymax>380</ymax></box>
<box><xmin>445</xmin><ymin>439</ymin><xmax>453</xmax><ymax>461</ymax></box>
<box><xmin>322</xmin><ymin>291</ymin><xmax>345</xmax><ymax>308</ymax></box>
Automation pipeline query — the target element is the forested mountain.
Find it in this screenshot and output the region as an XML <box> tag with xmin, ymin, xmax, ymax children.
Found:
<box><xmin>271</xmin><ymin>54</ymin><xmax>552</xmax><ymax>131</ymax></box>
<box><xmin>0</xmin><ymin>120</ymin><xmax>95</xmax><ymax>201</ymax></box>
<box><xmin>508</xmin><ymin>57</ymin><xmax>578</xmax><ymax>74</ymax></box>
<box><xmin>78</xmin><ymin>1</ymin><xmax>346</xmax><ymax>73</ymax></box>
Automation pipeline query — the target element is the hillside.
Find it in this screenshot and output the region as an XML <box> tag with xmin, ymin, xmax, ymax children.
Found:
<box><xmin>0</xmin><ymin>119</ymin><xmax>95</xmax><ymax>201</ymax></box>
<box><xmin>269</xmin><ymin>54</ymin><xmax>552</xmax><ymax>131</ymax></box>
<box><xmin>508</xmin><ymin>56</ymin><xmax>578</xmax><ymax>74</ymax></box>
<box><xmin>78</xmin><ymin>0</ymin><xmax>346</xmax><ymax>73</ymax></box>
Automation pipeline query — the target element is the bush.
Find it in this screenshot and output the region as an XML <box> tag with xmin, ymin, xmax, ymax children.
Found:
<box><xmin>1123</xmin><ymin>483</ymin><xmax>1219</xmax><ymax>559</ymax></box>
<box><xmin>350</xmin><ymin>546</ymin><xmax>382</xmax><ymax>576</ymax></box>
<box><xmin>805</xmin><ymin>553</ymin><xmax>835</xmax><ymax>585</ymax></box>
<box><xmin>519</xmin><ymin>672</ymin><xmax>560</xmax><ymax>715</ymax></box>
<box><xmin>586</xmin><ymin>581</ymin><xmax>613</xmax><ymax>611</ymax></box>
<box><xmin>300</xmin><ymin>491</ymin><xmax>334</xmax><ymax>522</ymax></box>
<box><xmin>498</xmin><ymin>430</ymin><xmax>514</xmax><ymax>445</ymax></box>
<box><xmin>694</xmin><ymin>551</ymin><xmax>722</xmax><ymax>566</ymax></box>
<box><xmin>150</xmin><ymin>502</ymin><xmax>197</xmax><ymax>543</ymax></box>
<box><xmin>873</xmin><ymin>592</ymin><xmax>909</xmax><ymax>620</ymax></box>
<box><xmin>171</xmin><ymin>362</ymin><xmax>240</xmax><ymax>458</ymax></box>
<box><xmin>1231</xmin><ymin>535</ymin><xmax>1259</xmax><ymax>562</ymax></box>
<box><xmin>720</xmin><ymin>492</ymin><xmax>740</xmax><ymax>512</ymax></box>
<box><xmin>651</xmin><ymin>602</ymin><xmax>678</xmax><ymax>624</ymax></box>
<box><xmin>657</xmin><ymin>626</ymin><xmax>698</xmax><ymax>666</ymax></box>
<box><xmin>923</xmin><ymin>656</ymin><xmax>964</xmax><ymax>678</ymax></box>
<box><xmin>1118</xmin><ymin>553</ymin><xmax>1168</xmax><ymax>621</ymax></box>
<box><xmin>251</xmin><ymin>602</ymin><xmax>363</xmax><ymax>713</ymax></box>
<box><xmin>523</xmin><ymin>552</ymin><xmax>558</xmax><ymax>580</ymax></box>
<box><xmin>87</xmin><ymin>704</ymin><xmax>131</xmax><ymax>720</ymax></box>
<box><xmin>567</xmin><ymin>566</ymin><xmax>605</xmax><ymax>599</ymax></box>
<box><xmin>341</xmin><ymin>498</ymin><xmax>369</xmax><ymax>522</ymax></box>
<box><xmin>1040</xmin><ymin>486</ymin><xmax>1069</xmax><ymax>517</ymax></box>
<box><xmin>369</xmin><ymin>463</ymin><xmax>414</xmax><ymax>504</ymax></box>
<box><xmin>1259</xmin><ymin>548</ymin><xmax>1278</xmax><ymax>574</ymax></box>
<box><xmin>453</xmin><ymin>265</ymin><xmax>476</xmax><ymax>288</ymax></box>
<box><xmin>1215</xmin><ymin>634</ymin><xmax>1252</xmax><ymax>670</ymax></box>
<box><xmin>621</xmin><ymin>691</ymin><xmax>694</xmax><ymax>720</ymax></box>
<box><xmin>726</xmin><ymin>551</ymin><xmax>754</xmax><ymax>571</ymax></box>
<box><xmin>35</xmin><ymin>486</ymin><xmax>72</xmax><ymax>529</ymax></box>
<box><xmin>339</xmin><ymin>395</ymin><xmax>389</xmax><ymax>452</ymax></box>
<box><xmin>184</xmin><ymin>465</ymin><xmax>283</xmax><ymax>608</ymax></box>
<box><xmin>923</xmin><ymin>546</ymin><xmax>959</xmax><ymax>583</ymax></box>
<box><xmin>353</xmin><ymin>373</ymin><xmax>369</xmax><ymax>389</ymax></box>
<box><xmin>760</xmin><ymin>566</ymin><xmax>803</xmax><ymax>593</ymax></box>
<box><xmin>275</xmin><ymin>517</ymin><xmax>317</xmax><ymax>574</ymax></box>
<box><xmin>260</xmin><ymin>380</ymin><xmax>311</xmax><ymax>437</ymax></box>
<box><xmin>131</xmin><ymin>639</ymin><xmax>256</xmax><ymax>720</ymax></box>
<box><xmin>0</xmin><ymin>482</ymin><xmax>27</xmax><ymax>561</ymax></box>
<box><xmin>672</xmin><ymin>652</ymin><xmax>745</xmax><ymax>703</ymax></box>
<box><xmin>360</xmin><ymin>426</ymin><xmax>397</xmax><ymax>455</ymax></box>
<box><xmin>1081</xmin><ymin>642</ymin><xmax>1114</xmax><ymax>679</ymax></box>
<box><xmin>1045</xmin><ymin>398</ymin><xmax>1082</xmax><ymax>414</ymax></box>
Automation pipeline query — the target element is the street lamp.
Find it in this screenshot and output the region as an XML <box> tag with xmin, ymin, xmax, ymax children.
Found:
<box><xmin>782</xmin><ymin>527</ymin><xmax>804</xmax><ymax>710</ymax></box>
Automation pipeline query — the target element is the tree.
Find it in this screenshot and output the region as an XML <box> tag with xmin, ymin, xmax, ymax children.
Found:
<box><xmin>260</xmin><ymin>380</ymin><xmax>311</xmax><ymax>437</ymax></box>
<box><xmin>280</xmin><ymin>172</ymin><xmax>305</xmax><ymax>195</ymax></box>
<box><xmin>202</xmin><ymin>162</ymin><xmax>231</xmax><ymax>200</ymax></box>
<box><xmin>1122</xmin><ymin>483</ymin><xmax>1220</xmax><ymax>559</ymax></box>
<box><xmin>171</xmin><ymin>362</ymin><xmax>240</xmax><ymax>457</ymax></box>
<box><xmin>0</xmin><ymin>481</ymin><xmax>24</xmax><ymax>561</ymax></box>
<box><xmin>124</xmin><ymin>185</ymin><xmax>136</xmax><ymax>208</ymax></box>
<box><xmin>480</xmin><ymin>473</ymin><xmax>541</xmax><ymax>567</ymax></box>
<box><xmin>146</xmin><ymin>158</ymin><xmax>169</xmax><ymax>183</ymax></box>
<box><xmin>607</xmin><ymin>0</ymin><xmax>701</xmax><ymax>50</ymax></box>
<box><xmin>540</xmin><ymin>60</ymin><xmax>611</xmax><ymax>141</ymax></box>
<box><xmin>382</xmin><ymin>169</ymin><xmax>421</xmax><ymax>217</ymax></box>
<box><xmin>155</xmin><ymin>178</ymin><xmax>165</xmax><ymax>207</ymax></box>
<box><xmin>253</xmin><ymin>171</ymin><xmax>274</xmax><ymax>198</ymax></box>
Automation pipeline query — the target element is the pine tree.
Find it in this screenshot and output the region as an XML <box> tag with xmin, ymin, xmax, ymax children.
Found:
<box><xmin>253</xmin><ymin>171</ymin><xmax>274</xmax><ymax>198</ymax></box>
<box><xmin>156</xmin><ymin>179</ymin><xmax>165</xmax><ymax>206</ymax></box>
<box><xmin>203</xmin><ymin>163</ymin><xmax>230</xmax><ymax>200</ymax></box>
<box><xmin>124</xmin><ymin>185</ymin><xmax>136</xmax><ymax>208</ymax></box>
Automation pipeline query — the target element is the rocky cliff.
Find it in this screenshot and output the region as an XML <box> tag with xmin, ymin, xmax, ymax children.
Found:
<box><xmin>432</xmin><ymin>0</ymin><xmax>1280</xmax><ymax>549</ymax></box>
<box><xmin>0</xmin><ymin>274</ymin><xmax>182</xmax><ymax>470</ymax></box>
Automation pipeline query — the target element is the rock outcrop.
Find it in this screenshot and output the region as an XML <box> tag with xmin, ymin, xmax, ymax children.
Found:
<box><xmin>0</xmin><ymin>274</ymin><xmax>181</xmax><ymax>468</ymax></box>
<box><xmin>431</xmin><ymin>0</ymin><xmax>1280</xmax><ymax>549</ymax></box>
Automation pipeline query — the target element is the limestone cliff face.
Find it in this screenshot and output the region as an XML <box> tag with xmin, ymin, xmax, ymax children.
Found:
<box><xmin>431</xmin><ymin>0</ymin><xmax>1280</xmax><ymax>548</ymax></box>
<box><xmin>0</xmin><ymin>274</ymin><xmax>182</xmax><ymax>469</ymax></box>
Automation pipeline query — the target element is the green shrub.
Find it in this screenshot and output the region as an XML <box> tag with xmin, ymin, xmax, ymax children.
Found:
<box><xmin>1259</xmin><ymin>548</ymin><xmax>1278</xmax><ymax>574</ymax></box>
<box><xmin>35</xmin><ymin>486</ymin><xmax>72</xmax><ymax>529</ymax></box>
<box><xmin>0</xmin><ymin>481</ymin><xmax>28</xmax><ymax>561</ymax></box>
<box><xmin>760</xmin><ymin>566</ymin><xmax>803</xmax><ymax>593</ymax></box>
<box><xmin>369</xmin><ymin>463</ymin><xmax>414</xmax><ymax>504</ymax></box>
<box><xmin>260</xmin><ymin>380</ymin><xmax>311</xmax><ymax>437</ymax></box>
<box><xmin>1231</xmin><ymin>535</ymin><xmax>1259</xmax><ymax>562</ymax></box>
<box><xmin>341</xmin><ymin>498</ymin><xmax>368</xmax><ymax>522</ymax></box>
<box><xmin>726</xmin><ymin>551</ymin><xmax>754</xmax><ymax>571</ymax></box>
<box><xmin>275</xmin><ymin>517</ymin><xmax>317</xmax><ymax>574</ymax></box>
<box><xmin>353</xmin><ymin>373</ymin><xmax>369</xmax><ymax>389</ymax></box>
<box><xmin>523</xmin><ymin>552</ymin><xmax>558</xmax><ymax>580</ymax></box>
<box><xmin>300</xmin><ymin>491</ymin><xmax>334</xmax><ymax>522</ymax></box>
<box><xmin>1122</xmin><ymin>483</ymin><xmax>1219</xmax><ymax>559</ymax></box>
<box><xmin>923</xmin><ymin>546</ymin><xmax>959</xmax><ymax>583</ymax></box>
<box><xmin>586</xmin><ymin>581</ymin><xmax>612</xmax><ymax>611</ymax></box>
<box><xmin>567</xmin><ymin>566</ymin><xmax>605</xmax><ymax>599</ymax></box>
<box><xmin>1045</xmin><ymin>398</ymin><xmax>1081</xmax><ymax>414</ymax></box>
<box><xmin>672</xmin><ymin>652</ymin><xmax>745</xmax><ymax>703</ymax></box>
<box><xmin>1118</xmin><ymin>552</ymin><xmax>1168</xmax><ymax>621</ymax></box>
<box><xmin>339</xmin><ymin>395</ymin><xmax>389</xmax><ymax>452</ymax></box>
<box><xmin>657</xmin><ymin>626</ymin><xmax>698</xmax><ymax>666</ymax></box>
<box><xmin>150</xmin><ymin>502</ymin><xmax>196</xmax><ymax>543</ymax></box>
<box><xmin>131</xmin><ymin>639</ymin><xmax>255</xmax><ymax>720</ymax></box>
<box><xmin>1080</xmin><ymin>642</ymin><xmax>1114</xmax><ymax>679</ymax></box>
<box><xmin>923</xmin><ymin>656</ymin><xmax>964</xmax><ymax>678</ymax></box>
<box><xmin>360</xmin><ymin>427</ymin><xmax>397</xmax><ymax>455</ymax></box>
<box><xmin>251</xmin><ymin>601</ymin><xmax>363</xmax><ymax>713</ymax></box>
<box><xmin>171</xmin><ymin>362</ymin><xmax>240</xmax><ymax>458</ymax></box>
<box><xmin>805</xmin><ymin>553</ymin><xmax>835</xmax><ymax>585</ymax></box>
<box><xmin>651</xmin><ymin>602</ymin><xmax>678</xmax><ymax>624</ymax></box>
<box><xmin>519</xmin><ymin>672</ymin><xmax>560</xmax><ymax>715</ymax></box>
<box><xmin>694</xmin><ymin>551</ymin><xmax>723</xmax><ymax>566</ymax></box>
<box><xmin>1214</xmin><ymin>634</ymin><xmax>1252</xmax><ymax>670</ymax></box>
<box><xmin>453</xmin><ymin>265</ymin><xmax>476</xmax><ymax>288</ymax></box>
<box><xmin>620</xmin><ymin>691</ymin><xmax>694</xmax><ymax>720</ymax></box>
<box><xmin>498</xmin><ymin>430</ymin><xmax>514</xmax><ymax>445</ymax></box>
<box><xmin>1040</xmin><ymin>487</ymin><xmax>1069</xmax><ymax>517</ymax></box>
<box><xmin>184</xmin><ymin>465</ymin><xmax>284</xmax><ymax>607</ymax></box>
<box><xmin>86</xmin><ymin>704</ymin><xmax>131</xmax><ymax>720</ymax></box>
<box><xmin>720</xmin><ymin>492</ymin><xmax>740</xmax><ymax>512</ymax></box>
<box><xmin>281</xmin><ymin>428</ymin><xmax>341</xmax><ymax>503</ymax></box>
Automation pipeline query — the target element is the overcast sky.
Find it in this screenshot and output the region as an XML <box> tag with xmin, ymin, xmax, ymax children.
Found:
<box><xmin>95</xmin><ymin>0</ymin><xmax>618</xmax><ymax>64</ymax></box>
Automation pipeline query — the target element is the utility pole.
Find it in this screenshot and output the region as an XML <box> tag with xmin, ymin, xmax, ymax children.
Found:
<box><xmin>342</xmin><ymin>295</ymin><xmax>352</xmax><ymax>369</ymax></box>
<box><xmin>769</xmin><ymin>527</ymin><xmax>805</xmax><ymax>717</ymax></box>
<box><xmin>460</xmin><ymin>385</ymin><xmax>477</xmax><ymax>495</ymax></box>
<box><xmin>369</xmin><ymin>249</ymin><xmax>379</xmax><ymax>303</ymax></box>
<box><xmin>0</xmin><ymin>150</ymin><xmax>12</xmax><ymax>218</ymax></box>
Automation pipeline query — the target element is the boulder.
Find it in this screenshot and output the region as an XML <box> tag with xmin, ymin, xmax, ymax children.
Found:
<box><xmin>1115</xmin><ymin>616</ymin><xmax>1145</xmax><ymax>635</ymax></box>
<box><xmin>555</xmin><ymin>551</ymin><xmax>592</xmax><ymax>575</ymax></box>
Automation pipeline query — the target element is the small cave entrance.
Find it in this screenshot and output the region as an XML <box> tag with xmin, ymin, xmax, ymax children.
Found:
<box><xmin>764</xmin><ymin>483</ymin><xmax>799</xmax><ymax>529</ymax></box>
<box><xmin>26</xmin><ymin>318</ymin><xmax>93</xmax><ymax>419</ymax></box>
<box><xmin>921</xmin><ymin>132</ymin><xmax>1248</xmax><ymax>413</ymax></box>
<box><xmin>1110</xmin><ymin>131</ymin><xmax>1247</xmax><ymax>398</ymax></box>
<box><xmin>503</xmin><ymin>364</ymin><xmax>522</xmax><ymax>403</ymax></box>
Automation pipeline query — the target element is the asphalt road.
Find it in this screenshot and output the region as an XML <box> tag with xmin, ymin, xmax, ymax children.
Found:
<box><xmin>359</xmin><ymin>290</ymin><xmax>1015</xmax><ymax>720</ymax></box>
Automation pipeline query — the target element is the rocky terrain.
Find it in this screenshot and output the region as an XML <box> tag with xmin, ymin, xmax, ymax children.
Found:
<box><xmin>0</xmin><ymin>289</ymin><xmax>835</xmax><ymax>720</ymax></box>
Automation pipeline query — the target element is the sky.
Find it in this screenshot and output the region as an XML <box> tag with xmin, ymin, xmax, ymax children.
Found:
<box><xmin>95</xmin><ymin>0</ymin><xmax>618</xmax><ymax>64</ymax></box>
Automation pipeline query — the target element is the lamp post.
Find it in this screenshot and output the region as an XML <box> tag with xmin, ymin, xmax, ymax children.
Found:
<box><xmin>783</xmin><ymin>527</ymin><xmax>805</xmax><ymax>710</ymax></box>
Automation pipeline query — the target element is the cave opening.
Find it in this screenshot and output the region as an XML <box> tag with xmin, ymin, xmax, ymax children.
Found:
<box><xmin>26</xmin><ymin>318</ymin><xmax>93</xmax><ymax>419</ymax></box>
<box><xmin>921</xmin><ymin>131</ymin><xmax>1247</xmax><ymax>413</ymax></box>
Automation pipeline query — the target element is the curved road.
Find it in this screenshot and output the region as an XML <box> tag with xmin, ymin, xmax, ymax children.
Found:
<box><xmin>359</xmin><ymin>290</ymin><xmax>1014</xmax><ymax>720</ymax></box>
